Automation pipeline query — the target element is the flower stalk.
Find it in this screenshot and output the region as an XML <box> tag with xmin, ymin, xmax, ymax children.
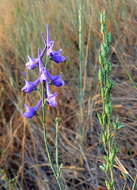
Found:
<box><xmin>22</xmin><ymin>25</ymin><xmax>65</xmax><ymax>190</ymax></box>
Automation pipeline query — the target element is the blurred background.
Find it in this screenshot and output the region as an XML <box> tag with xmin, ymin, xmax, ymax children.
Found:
<box><xmin>0</xmin><ymin>0</ymin><xmax>137</xmax><ymax>189</ymax></box>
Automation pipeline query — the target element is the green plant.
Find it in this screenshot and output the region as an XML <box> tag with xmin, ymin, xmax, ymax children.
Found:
<box><xmin>98</xmin><ymin>10</ymin><xmax>119</xmax><ymax>190</ymax></box>
<box><xmin>0</xmin><ymin>169</ymin><xmax>17</xmax><ymax>190</ymax></box>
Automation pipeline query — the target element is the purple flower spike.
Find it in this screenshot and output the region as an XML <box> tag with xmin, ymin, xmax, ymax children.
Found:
<box><xmin>22</xmin><ymin>24</ymin><xmax>65</xmax><ymax>119</ymax></box>
<box><xmin>22</xmin><ymin>78</ymin><xmax>40</xmax><ymax>93</ymax></box>
<box><xmin>47</xmin><ymin>71</ymin><xmax>64</xmax><ymax>87</ymax></box>
<box><xmin>46</xmin><ymin>83</ymin><xmax>58</xmax><ymax>107</ymax></box>
<box><xmin>50</xmin><ymin>49</ymin><xmax>66</xmax><ymax>63</ymax></box>
<box><xmin>23</xmin><ymin>99</ymin><xmax>42</xmax><ymax>118</ymax></box>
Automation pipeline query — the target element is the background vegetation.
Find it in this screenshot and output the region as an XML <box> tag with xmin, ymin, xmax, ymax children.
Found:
<box><xmin>0</xmin><ymin>0</ymin><xmax>137</xmax><ymax>189</ymax></box>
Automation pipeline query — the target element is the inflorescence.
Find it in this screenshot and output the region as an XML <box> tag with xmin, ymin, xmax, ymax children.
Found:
<box><xmin>22</xmin><ymin>25</ymin><xmax>65</xmax><ymax>118</ymax></box>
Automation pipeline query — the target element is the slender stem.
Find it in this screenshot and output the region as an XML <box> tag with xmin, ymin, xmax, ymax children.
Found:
<box><xmin>41</xmin><ymin>63</ymin><xmax>63</xmax><ymax>190</ymax></box>
<box><xmin>42</xmin><ymin>83</ymin><xmax>45</xmax><ymax>124</ymax></box>
<box><xmin>44</xmin><ymin>130</ymin><xmax>63</xmax><ymax>190</ymax></box>
<box><xmin>55</xmin><ymin>119</ymin><xmax>59</xmax><ymax>174</ymax></box>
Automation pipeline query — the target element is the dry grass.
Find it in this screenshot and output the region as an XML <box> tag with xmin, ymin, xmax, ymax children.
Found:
<box><xmin>0</xmin><ymin>0</ymin><xmax>137</xmax><ymax>189</ymax></box>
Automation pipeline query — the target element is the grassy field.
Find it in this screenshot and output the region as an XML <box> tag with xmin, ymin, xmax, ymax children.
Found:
<box><xmin>0</xmin><ymin>0</ymin><xmax>137</xmax><ymax>189</ymax></box>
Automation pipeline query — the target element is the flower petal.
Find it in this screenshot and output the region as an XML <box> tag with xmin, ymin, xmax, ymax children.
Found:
<box><xmin>23</xmin><ymin>106</ymin><xmax>36</xmax><ymax>118</ymax></box>
<box><xmin>47</xmin><ymin>71</ymin><xmax>64</xmax><ymax>87</ymax></box>
<box><xmin>26</xmin><ymin>56</ymin><xmax>39</xmax><ymax>70</ymax></box>
<box><xmin>26</xmin><ymin>46</ymin><xmax>46</xmax><ymax>70</ymax></box>
<box><xmin>46</xmin><ymin>82</ymin><xmax>58</xmax><ymax>107</ymax></box>
<box><xmin>22</xmin><ymin>78</ymin><xmax>40</xmax><ymax>93</ymax></box>
<box><xmin>47</xmin><ymin>92</ymin><xmax>58</xmax><ymax>107</ymax></box>
<box><xmin>23</xmin><ymin>99</ymin><xmax>42</xmax><ymax>118</ymax></box>
<box><xmin>50</xmin><ymin>49</ymin><xmax>65</xmax><ymax>63</ymax></box>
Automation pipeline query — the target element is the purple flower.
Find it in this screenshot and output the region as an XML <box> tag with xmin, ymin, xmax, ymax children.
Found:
<box><xmin>26</xmin><ymin>46</ymin><xmax>46</xmax><ymax>70</ymax></box>
<box><xmin>50</xmin><ymin>49</ymin><xmax>66</xmax><ymax>63</ymax></box>
<box><xmin>23</xmin><ymin>99</ymin><xmax>42</xmax><ymax>118</ymax></box>
<box><xmin>22</xmin><ymin>78</ymin><xmax>40</xmax><ymax>93</ymax></box>
<box><xmin>39</xmin><ymin>69</ymin><xmax>48</xmax><ymax>82</ymax></box>
<box><xmin>42</xmin><ymin>25</ymin><xmax>65</xmax><ymax>63</ymax></box>
<box><xmin>47</xmin><ymin>70</ymin><xmax>64</xmax><ymax>87</ymax></box>
<box><xmin>38</xmin><ymin>48</ymin><xmax>64</xmax><ymax>86</ymax></box>
<box><xmin>46</xmin><ymin>82</ymin><xmax>58</xmax><ymax>107</ymax></box>
<box><xmin>22</xmin><ymin>24</ymin><xmax>65</xmax><ymax>119</ymax></box>
<box><xmin>26</xmin><ymin>56</ymin><xmax>39</xmax><ymax>70</ymax></box>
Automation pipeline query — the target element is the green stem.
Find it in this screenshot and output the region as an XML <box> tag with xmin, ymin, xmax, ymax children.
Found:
<box><xmin>44</xmin><ymin>130</ymin><xmax>63</xmax><ymax>190</ymax></box>
<box><xmin>41</xmin><ymin>69</ymin><xmax>63</xmax><ymax>190</ymax></box>
<box><xmin>42</xmin><ymin>83</ymin><xmax>45</xmax><ymax>124</ymax></box>
<box><xmin>55</xmin><ymin>119</ymin><xmax>59</xmax><ymax>174</ymax></box>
